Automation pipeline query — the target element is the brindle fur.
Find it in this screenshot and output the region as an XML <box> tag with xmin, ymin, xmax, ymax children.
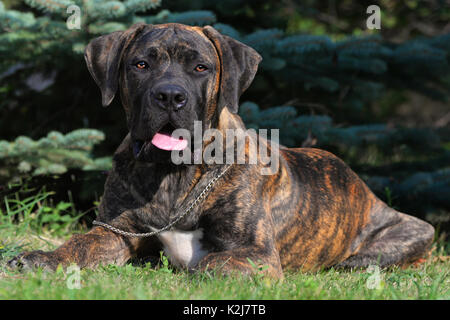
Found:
<box><xmin>9</xmin><ymin>24</ymin><xmax>434</xmax><ymax>277</ymax></box>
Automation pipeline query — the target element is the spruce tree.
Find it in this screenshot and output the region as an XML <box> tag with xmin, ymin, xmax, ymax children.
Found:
<box><xmin>0</xmin><ymin>0</ymin><xmax>448</xmax><ymax>221</ymax></box>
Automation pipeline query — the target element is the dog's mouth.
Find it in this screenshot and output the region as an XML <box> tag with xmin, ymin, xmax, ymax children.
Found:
<box><xmin>133</xmin><ymin>123</ymin><xmax>188</xmax><ymax>157</ymax></box>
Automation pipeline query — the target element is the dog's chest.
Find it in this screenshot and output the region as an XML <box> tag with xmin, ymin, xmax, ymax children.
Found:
<box><xmin>157</xmin><ymin>228</ymin><xmax>208</xmax><ymax>268</ymax></box>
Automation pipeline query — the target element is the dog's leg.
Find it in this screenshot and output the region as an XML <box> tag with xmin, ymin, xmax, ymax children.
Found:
<box><xmin>8</xmin><ymin>213</ymin><xmax>151</xmax><ymax>271</ymax></box>
<box><xmin>196</xmin><ymin>247</ymin><xmax>284</xmax><ymax>278</ymax></box>
<box><xmin>335</xmin><ymin>205</ymin><xmax>434</xmax><ymax>269</ymax></box>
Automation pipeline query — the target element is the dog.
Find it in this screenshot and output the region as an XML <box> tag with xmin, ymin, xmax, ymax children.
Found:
<box><xmin>8</xmin><ymin>23</ymin><xmax>435</xmax><ymax>277</ymax></box>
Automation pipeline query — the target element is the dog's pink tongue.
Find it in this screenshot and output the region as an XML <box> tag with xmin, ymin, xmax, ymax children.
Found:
<box><xmin>151</xmin><ymin>133</ymin><xmax>188</xmax><ymax>151</ymax></box>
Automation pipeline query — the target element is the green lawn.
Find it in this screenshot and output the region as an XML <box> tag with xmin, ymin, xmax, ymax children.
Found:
<box><xmin>0</xmin><ymin>189</ymin><xmax>449</xmax><ymax>300</ymax></box>
<box><xmin>1</xmin><ymin>226</ymin><xmax>449</xmax><ymax>300</ymax></box>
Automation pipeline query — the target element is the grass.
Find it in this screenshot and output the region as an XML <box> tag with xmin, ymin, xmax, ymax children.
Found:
<box><xmin>0</xmin><ymin>185</ymin><xmax>449</xmax><ymax>300</ymax></box>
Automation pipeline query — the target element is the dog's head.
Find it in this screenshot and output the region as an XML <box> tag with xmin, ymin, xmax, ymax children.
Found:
<box><xmin>85</xmin><ymin>23</ymin><xmax>261</xmax><ymax>162</ymax></box>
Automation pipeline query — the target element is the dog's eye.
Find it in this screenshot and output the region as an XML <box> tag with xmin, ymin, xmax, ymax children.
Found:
<box><xmin>194</xmin><ymin>64</ymin><xmax>208</xmax><ymax>72</ymax></box>
<box><xmin>135</xmin><ymin>61</ymin><xmax>148</xmax><ymax>70</ymax></box>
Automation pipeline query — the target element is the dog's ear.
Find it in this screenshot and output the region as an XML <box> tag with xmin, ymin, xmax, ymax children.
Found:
<box><xmin>202</xmin><ymin>26</ymin><xmax>262</xmax><ymax>114</ymax></box>
<box><xmin>84</xmin><ymin>23</ymin><xmax>149</xmax><ymax>107</ymax></box>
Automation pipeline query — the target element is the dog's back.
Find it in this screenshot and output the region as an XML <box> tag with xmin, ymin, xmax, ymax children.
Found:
<box><xmin>270</xmin><ymin>147</ymin><xmax>434</xmax><ymax>270</ymax></box>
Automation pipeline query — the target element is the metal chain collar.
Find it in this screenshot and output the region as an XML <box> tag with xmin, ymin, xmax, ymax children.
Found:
<box><xmin>92</xmin><ymin>164</ymin><xmax>232</xmax><ymax>238</ymax></box>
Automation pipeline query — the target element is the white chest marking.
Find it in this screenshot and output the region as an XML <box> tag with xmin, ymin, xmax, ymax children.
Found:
<box><xmin>157</xmin><ymin>228</ymin><xmax>208</xmax><ymax>268</ymax></box>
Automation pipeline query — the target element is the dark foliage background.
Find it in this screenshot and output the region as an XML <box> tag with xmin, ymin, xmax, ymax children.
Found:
<box><xmin>0</xmin><ymin>0</ymin><xmax>449</xmax><ymax>240</ymax></box>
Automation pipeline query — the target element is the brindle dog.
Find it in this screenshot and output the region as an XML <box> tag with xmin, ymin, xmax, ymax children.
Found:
<box><xmin>8</xmin><ymin>23</ymin><xmax>435</xmax><ymax>277</ymax></box>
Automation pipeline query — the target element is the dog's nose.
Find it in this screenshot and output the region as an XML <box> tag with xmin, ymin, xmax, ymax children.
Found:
<box><xmin>152</xmin><ymin>85</ymin><xmax>187</xmax><ymax>110</ymax></box>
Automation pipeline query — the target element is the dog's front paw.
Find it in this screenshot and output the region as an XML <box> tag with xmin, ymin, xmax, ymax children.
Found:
<box><xmin>8</xmin><ymin>251</ymin><xmax>59</xmax><ymax>272</ymax></box>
